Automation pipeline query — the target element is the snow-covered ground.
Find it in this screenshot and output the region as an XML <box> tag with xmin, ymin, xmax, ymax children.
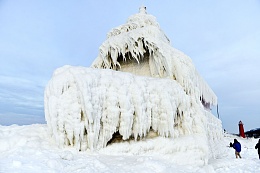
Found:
<box><xmin>0</xmin><ymin>124</ymin><xmax>259</xmax><ymax>173</ymax></box>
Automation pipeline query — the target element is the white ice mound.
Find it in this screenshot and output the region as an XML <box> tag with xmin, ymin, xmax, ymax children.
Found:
<box><xmin>44</xmin><ymin>8</ymin><xmax>223</xmax><ymax>163</ymax></box>
<box><xmin>91</xmin><ymin>7</ymin><xmax>217</xmax><ymax>109</ymax></box>
<box><xmin>44</xmin><ymin>66</ymin><xmax>207</xmax><ymax>151</ymax></box>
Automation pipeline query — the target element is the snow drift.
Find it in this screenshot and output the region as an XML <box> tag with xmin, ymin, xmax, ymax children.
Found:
<box><xmin>2</xmin><ymin>125</ymin><xmax>259</xmax><ymax>173</ymax></box>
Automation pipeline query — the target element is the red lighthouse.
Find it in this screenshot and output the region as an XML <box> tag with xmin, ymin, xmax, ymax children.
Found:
<box><xmin>238</xmin><ymin>121</ymin><xmax>245</xmax><ymax>138</ymax></box>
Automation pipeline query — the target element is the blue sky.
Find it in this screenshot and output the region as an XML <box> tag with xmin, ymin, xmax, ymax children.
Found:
<box><xmin>0</xmin><ymin>0</ymin><xmax>259</xmax><ymax>133</ymax></box>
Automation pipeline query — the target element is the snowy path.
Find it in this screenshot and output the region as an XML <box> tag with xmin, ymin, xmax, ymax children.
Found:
<box><xmin>0</xmin><ymin>124</ymin><xmax>259</xmax><ymax>173</ymax></box>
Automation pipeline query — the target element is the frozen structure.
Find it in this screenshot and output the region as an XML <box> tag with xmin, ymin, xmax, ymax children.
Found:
<box><xmin>45</xmin><ymin>7</ymin><xmax>223</xmax><ymax>164</ymax></box>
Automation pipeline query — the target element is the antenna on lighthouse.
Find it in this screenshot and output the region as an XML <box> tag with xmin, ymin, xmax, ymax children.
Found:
<box><xmin>217</xmin><ymin>104</ymin><xmax>220</xmax><ymax>119</ymax></box>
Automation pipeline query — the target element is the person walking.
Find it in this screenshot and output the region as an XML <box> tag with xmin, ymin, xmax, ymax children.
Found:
<box><xmin>232</xmin><ymin>139</ymin><xmax>242</xmax><ymax>158</ymax></box>
<box><xmin>255</xmin><ymin>139</ymin><xmax>260</xmax><ymax>159</ymax></box>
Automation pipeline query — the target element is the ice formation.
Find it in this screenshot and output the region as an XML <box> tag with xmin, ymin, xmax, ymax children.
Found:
<box><xmin>44</xmin><ymin>6</ymin><xmax>223</xmax><ymax>163</ymax></box>
<box><xmin>92</xmin><ymin>7</ymin><xmax>217</xmax><ymax>109</ymax></box>
<box><xmin>45</xmin><ymin>66</ymin><xmax>201</xmax><ymax>150</ymax></box>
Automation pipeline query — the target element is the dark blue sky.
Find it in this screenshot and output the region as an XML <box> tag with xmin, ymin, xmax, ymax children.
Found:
<box><xmin>0</xmin><ymin>0</ymin><xmax>260</xmax><ymax>133</ymax></box>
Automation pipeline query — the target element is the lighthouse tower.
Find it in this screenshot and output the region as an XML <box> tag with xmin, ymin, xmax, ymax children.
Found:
<box><xmin>238</xmin><ymin>121</ymin><xmax>245</xmax><ymax>138</ymax></box>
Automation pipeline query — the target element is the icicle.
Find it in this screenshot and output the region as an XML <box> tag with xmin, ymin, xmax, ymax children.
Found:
<box><xmin>92</xmin><ymin>19</ymin><xmax>217</xmax><ymax>107</ymax></box>
<box><xmin>44</xmin><ymin>66</ymin><xmax>201</xmax><ymax>150</ymax></box>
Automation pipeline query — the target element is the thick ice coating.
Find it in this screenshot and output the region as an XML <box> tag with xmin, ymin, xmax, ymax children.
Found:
<box><xmin>45</xmin><ymin>66</ymin><xmax>207</xmax><ymax>150</ymax></box>
<box><xmin>44</xmin><ymin>7</ymin><xmax>223</xmax><ymax>163</ymax></box>
<box><xmin>91</xmin><ymin>7</ymin><xmax>217</xmax><ymax>109</ymax></box>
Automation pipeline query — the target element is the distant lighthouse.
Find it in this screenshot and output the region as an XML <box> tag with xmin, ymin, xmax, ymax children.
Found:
<box><xmin>238</xmin><ymin>121</ymin><xmax>245</xmax><ymax>138</ymax></box>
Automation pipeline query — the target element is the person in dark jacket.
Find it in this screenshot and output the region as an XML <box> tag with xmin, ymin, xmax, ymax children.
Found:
<box><xmin>255</xmin><ymin>139</ymin><xmax>260</xmax><ymax>159</ymax></box>
<box><xmin>232</xmin><ymin>139</ymin><xmax>242</xmax><ymax>158</ymax></box>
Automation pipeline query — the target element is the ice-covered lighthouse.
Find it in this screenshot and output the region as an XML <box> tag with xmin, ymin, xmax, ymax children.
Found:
<box><xmin>44</xmin><ymin>7</ymin><xmax>223</xmax><ymax>165</ymax></box>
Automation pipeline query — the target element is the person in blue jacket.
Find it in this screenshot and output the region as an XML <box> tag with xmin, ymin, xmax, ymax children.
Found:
<box><xmin>232</xmin><ymin>139</ymin><xmax>242</xmax><ymax>158</ymax></box>
<box><xmin>255</xmin><ymin>139</ymin><xmax>260</xmax><ymax>159</ymax></box>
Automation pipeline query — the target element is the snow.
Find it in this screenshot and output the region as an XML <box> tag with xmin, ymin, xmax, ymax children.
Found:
<box><xmin>0</xmin><ymin>124</ymin><xmax>259</xmax><ymax>173</ymax></box>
